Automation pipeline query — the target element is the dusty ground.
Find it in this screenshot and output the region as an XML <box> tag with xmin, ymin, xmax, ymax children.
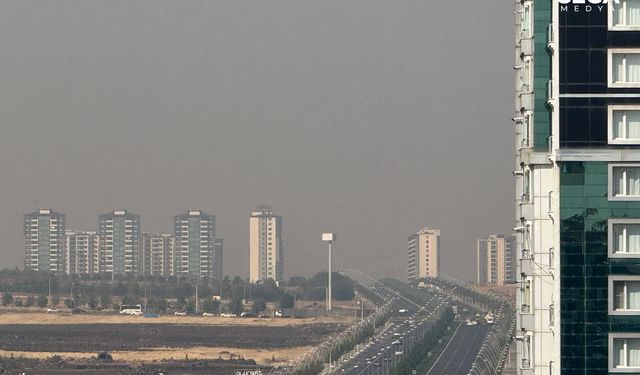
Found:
<box><xmin>0</xmin><ymin>311</ymin><xmax>349</xmax><ymax>326</ymax></box>
<box><xmin>0</xmin><ymin>313</ymin><xmax>348</xmax><ymax>369</ymax></box>
<box><xmin>0</xmin><ymin>322</ymin><xmax>343</xmax><ymax>350</ymax></box>
<box><xmin>0</xmin><ymin>345</ymin><xmax>312</xmax><ymax>365</ymax></box>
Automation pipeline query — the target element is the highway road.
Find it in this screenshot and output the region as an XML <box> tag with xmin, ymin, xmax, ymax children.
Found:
<box><xmin>331</xmin><ymin>285</ymin><xmax>451</xmax><ymax>375</ymax></box>
<box><xmin>425</xmin><ymin>323</ymin><xmax>490</xmax><ymax>375</ymax></box>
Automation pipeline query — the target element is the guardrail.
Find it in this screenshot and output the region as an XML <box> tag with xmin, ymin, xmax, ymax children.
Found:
<box><xmin>268</xmin><ymin>291</ymin><xmax>395</xmax><ymax>375</ymax></box>
<box><xmin>467</xmin><ymin>301</ymin><xmax>516</xmax><ymax>375</ymax></box>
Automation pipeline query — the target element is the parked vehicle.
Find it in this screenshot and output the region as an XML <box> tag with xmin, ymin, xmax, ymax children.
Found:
<box><xmin>119</xmin><ymin>304</ymin><xmax>142</xmax><ymax>315</ymax></box>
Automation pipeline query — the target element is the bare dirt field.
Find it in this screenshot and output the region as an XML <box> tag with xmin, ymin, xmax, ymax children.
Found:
<box><xmin>0</xmin><ymin>322</ymin><xmax>340</xmax><ymax>352</ymax></box>
<box><xmin>0</xmin><ymin>311</ymin><xmax>348</xmax><ymax>326</ymax></box>
<box><xmin>0</xmin><ymin>312</ymin><xmax>349</xmax><ymax>372</ymax></box>
<box><xmin>0</xmin><ymin>345</ymin><xmax>313</xmax><ymax>365</ymax></box>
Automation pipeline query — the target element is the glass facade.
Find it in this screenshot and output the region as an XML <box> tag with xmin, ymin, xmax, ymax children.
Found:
<box><xmin>560</xmin><ymin>161</ymin><xmax>640</xmax><ymax>373</ymax></box>
<box><xmin>534</xmin><ymin>0</ymin><xmax>553</xmax><ymax>152</ymax></box>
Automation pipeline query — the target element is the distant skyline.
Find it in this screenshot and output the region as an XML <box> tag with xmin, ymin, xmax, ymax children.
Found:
<box><xmin>0</xmin><ymin>1</ymin><xmax>515</xmax><ymax>281</ymax></box>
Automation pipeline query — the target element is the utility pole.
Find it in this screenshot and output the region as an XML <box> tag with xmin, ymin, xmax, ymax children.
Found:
<box><xmin>48</xmin><ymin>276</ymin><xmax>51</xmax><ymax>308</ymax></box>
<box><xmin>195</xmin><ymin>282</ymin><xmax>199</xmax><ymax>315</ymax></box>
<box><xmin>322</xmin><ymin>233</ymin><xmax>336</xmax><ymax>312</ymax></box>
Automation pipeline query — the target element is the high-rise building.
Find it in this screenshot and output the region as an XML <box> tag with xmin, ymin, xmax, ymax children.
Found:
<box><xmin>141</xmin><ymin>233</ymin><xmax>174</xmax><ymax>276</ymax></box>
<box><xmin>512</xmin><ymin>1</ymin><xmax>640</xmax><ymax>373</ymax></box>
<box><xmin>407</xmin><ymin>228</ymin><xmax>440</xmax><ymax>282</ymax></box>
<box><xmin>249</xmin><ymin>206</ymin><xmax>283</xmax><ymax>283</ymax></box>
<box><xmin>173</xmin><ymin>210</ymin><xmax>216</xmax><ymax>278</ymax></box>
<box><xmin>214</xmin><ymin>238</ymin><xmax>224</xmax><ymax>280</ymax></box>
<box><xmin>476</xmin><ymin>234</ymin><xmax>515</xmax><ymax>286</ymax></box>
<box><xmin>98</xmin><ymin>210</ymin><xmax>141</xmax><ymax>275</ymax></box>
<box><xmin>65</xmin><ymin>230</ymin><xmax>99</xmax><ymax>275</ymax></box>
<box><xmin>24</xmin><ymin>209</ymin><xmax>65</xmax><ymax>273</ymax></box>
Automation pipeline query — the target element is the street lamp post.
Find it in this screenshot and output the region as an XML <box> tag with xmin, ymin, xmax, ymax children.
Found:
<box><xmin>322</xmin><ymin>233</ymin><xmax>336</xmax><ymax>312</ymax></box>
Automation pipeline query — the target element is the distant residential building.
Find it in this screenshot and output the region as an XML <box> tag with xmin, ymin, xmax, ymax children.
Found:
<box><xmin>407</xmin><ymin>228</ymin><xmax>440</xmax><ymax>282</ymax></box>
<box><xmin>98</xmin><ymin>210</ymin><xmax>141</xmax><ymax>275</ymax></box>
<box><xmin>214</xmin><ymin>238</ymin><xmax>224</xmax><ymax>280</ymax></box>
<box><xmin>141</xmin><ymin>233</ymin><xmax>174</xmax><ymax>276</ymax></box>
<box><xmin>249</xmin><ymin>206</ymin><xmax>283</xmax><ymax>283</ymax></box>
<box><xmin>65</xmin><ymin>230</ymin><xmax>99</xmax><ymax>275</ymax></box>
<box><xmin>173</xmin><ymin>210</ymin><xmax>216</xmax><ymax>278</ymax></box>
<box><xmin>24</xmin><ymin>209</ymin><xmax>66</xmax><ymax>273</ymax></box>
<box><xmin>476</xmin><ymin>234</ymin><xmax>515</xmax><ymax>286</ymax></box>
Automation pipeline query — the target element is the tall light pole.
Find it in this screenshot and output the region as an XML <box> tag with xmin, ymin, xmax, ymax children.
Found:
<box><xmin>322</xmin><ymin>233</ymin><xmax>336</xmax><ymax>312</ymax></box>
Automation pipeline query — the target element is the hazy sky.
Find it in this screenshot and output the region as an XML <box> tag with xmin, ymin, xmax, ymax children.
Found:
<box><xmin>0</xmin><ymin>1</ymin><xmax>515</xmax><ymax>281</ymax></box>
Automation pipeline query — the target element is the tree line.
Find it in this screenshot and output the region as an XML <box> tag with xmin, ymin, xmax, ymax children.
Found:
<box><xmin>0</xmin><ymin>269</ymin><xmax>355</xmax><ymax>315</ymax></box>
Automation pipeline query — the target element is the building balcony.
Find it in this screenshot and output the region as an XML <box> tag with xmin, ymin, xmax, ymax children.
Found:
<box><xmin>519</xmin><ymin>91</ymin><xmax>534</xmax><ymax>111</ymax></box>
<box><xmin>520</xmin><ymin>37</ymin><xmax>533</xmax><ymax>57</ymax></box>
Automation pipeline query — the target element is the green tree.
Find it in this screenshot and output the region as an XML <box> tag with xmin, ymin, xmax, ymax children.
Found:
<box><xmin>228</xmin><ymin>296</ymin><xmax>244</xmax><ymax>315</ymax></box>
<box><xmin>51</xmin><ymin>295</ymin><xmax>60</xmax><ymax>307</ymax></box>
<box><xmin>24</xmin><ymin>295</ymin><xmax>35</xmax><ymax>308</ymax></box>
<box><xmin>100</xmin><ymin>294</ymin><xmax>111</xmax><ymax>309</ymax></box>
<box><xmin>251</xmin><ymin>299</ymin><xmax>266</xmax><ymax>314</ymax></box>
<box><xmin>87</xmin><ymin>295</ymin><xmax>99</xmax><ymax>310</ymax></box>
<box><xmin>185</xmin><ymin>299</ymin><xmax>196</xmax><ymax>315</ymax></box>
<box><xmin>175</xmin><ymin>296</ymin><xmax>186</xmax><ymax>311</ymax></box>
<box><xmin>64</xmin><ymin>298</ymin><xmax>75</xmax><ymax>309</ymax></box>
<box><xmin>2</xmin><ymin>292</ymin><xmax>13</xmax><ymax>306</ymax></box>
<box><xmin>36</xmin><ymin>295</ymin><xmax>48</xmax><ymax>309</ymax></box>
<box><xmin>122</xmin><ymin>294</ymin><xmax>140</xmax><ymax>306</ymax></box>
<box><xmin>280</xmin><ymin>293</ymin><xmax>295</xmax><ymax>309</ymax></box>
<box><xmin>201</xmin><ymin>299</ymin><xmax>219</xmax><ymax>314</ymax></box>
<box><xmin>287</xmin><ymin>276</ymin><xmax>306</xmax><ymax>287</ymax></box>
<box><xmin>148</xmin><ymin>297</ymin><xmax>167</xmax><ymax>313</ymax></box>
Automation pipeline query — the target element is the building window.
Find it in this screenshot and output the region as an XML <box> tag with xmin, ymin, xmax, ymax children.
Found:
<box><xmin>609</xmin><ymin>106</ymin><xmax>640</xmax><ymax>144</ymax></box>
<box><xmin>521</xmin><ymin>167</ymin><xmax>531</xmax><ymax>204</ymax></box>
<box><xmin>610</xmin><ymin>0</ymin><xmax>640</xmax><ymax>30</ymax></box>
<box><xmin>521</xmin><ymin>112</ymin><xmax>533</xmax><ymax>148</ymax></box>
<box><xmin>521</xmin><ymin>331</ymin><xmax>533</xmax><ymax>369</ymax></box>
<box><xmin>609</xmin><ymin>50</ymin><xmax>640</xmax><ymax>87</ymax></box>
<box><xmin>609</xmin><ymin>219</ymin><xmax>640</xmax><ymax>258</ymax></box>
<box><xmin>610</xmin><ymin>276</ymin><xmax>640</xmax><ymax>315</ymax></box>
<box><xmin>520</xmin><ymin>58</ymin><xmax>533</xmax><ymax>92</ymax></box>
<box><xmin>610</xmin><ymin>165</ymin><xmax>640</xmax><ymax>200</ymax></box>
<box><xmin>521</xmin><ymin>2</ymin><xmax>532</xmax><ymax>39</ymax></box>
<box><xmin>521</xmin><ymin>277</ymin><xmax>532</xmax><ymax>314</ymax></box>
<box><xmin>611</xmin><ymin>335</ymin><xmax>640</xmax><ymax>372</ymax></box>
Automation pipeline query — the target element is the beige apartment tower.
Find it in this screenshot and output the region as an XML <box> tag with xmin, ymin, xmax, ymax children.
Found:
<box><xmin>249</xmin><ymin>206</ymin><xmax>283</xmax><ymax>283</ymax></box>
<box><xmin>24</xmin><ymin>209</ymin><xmax>66</xmax><ymax>273</ymax></box>
<box><xmin>407</xmin><ymin>228</ymin><xmax>440</xmax><ymax>281</ymax></box>
<box><xmin>65</xmin><ymin>230</ymin><xmax>99</xmax><ymax>275</ymax></box>
<box><xmin>476</xmin><ymin>234</ymin><xmax>515</xmax><ymax>286</ymax></box>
